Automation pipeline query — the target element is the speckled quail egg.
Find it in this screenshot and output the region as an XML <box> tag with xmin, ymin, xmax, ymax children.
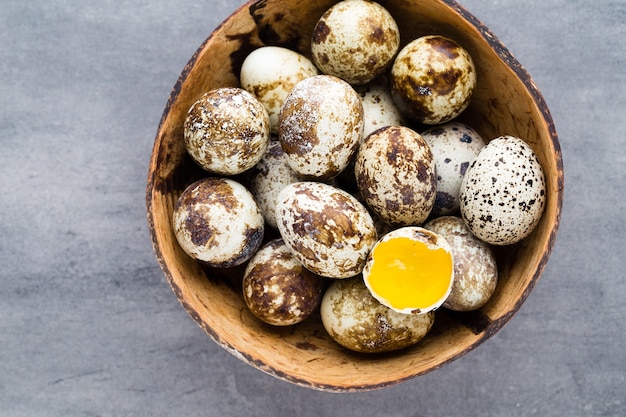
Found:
<box><xmin>459</xmin><ymin>135</ymin><xmax>546</xmax><ymax>245</ymax></box>
<box><xmin>172</xmin><ymin>178</ymin><xmax>264</xmax><ymax>267</ymax></box>
<box><xmin>311</xmin><ymin>0</ymin><xmax>400</xmax><ymax>85</ymax></box>
<box><xmin>242</xmin><ymin>238</ymin><xmax>326</xmax><ymax>326</ymax></box>
<box><xmin>422</xmin><ymin>122</ymin><xmax>486</xmax><ymax>217</ymax></box>
<box><xmin>249</xmin><ymin>140</ymin><xmax>302</xmax><ymax>229</ymax></box>
<box><xmin>275</xmin><ymin>181</ymin><xmax>378</xmax><ymax>279</ymax></box>
<box><xmin>279</xmin><ymin>75</ymin><xmax>364</xmax><ymax>180</ymax></box>
<box><xmin>320</xmin><ymin>276</ymin><xmax>435</xmax><ymax>353</ymax></box>
<box><xmin>355</xmin><ymin>81</ymin><xmax>405</xmax><ymax>139</ymax></box>
<box><xmin>424</xmin><ymin>216</ymin><xmax>497</xmax><ymax>311</ymax></box>
<box><xmin>391</xmin><ymin>35</ymin><xmax>476</xmax><ymax>124</ymax></box>
<box><xmin>362</xmin><ymin>226</ymin><xmax>454</xmax><ymax>315</ymax></box>
<box><xmin>184</xmin><ymin>87</ymin><xmax>270</xmax><ymax>175</ymax></box>
<box><xmin>354</xmin><ymin>125</ymin><xmax>437</xmax><ymax>226</ymax></box>
<box><xmin>240</xmin><ymin>46</ymin><xmax>319</xmax><ymax>134</ymax></box>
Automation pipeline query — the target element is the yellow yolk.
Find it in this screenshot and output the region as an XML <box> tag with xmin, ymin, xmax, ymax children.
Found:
<box><xmin>366</xmin><ymin>236</ymin><xmax>453</xmax><ymax>312</ymax></box>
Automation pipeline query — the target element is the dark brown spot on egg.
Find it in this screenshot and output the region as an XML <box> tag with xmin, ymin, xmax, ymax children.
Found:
<box><xmin>312</xmin><ymin>20</ymin><xmax>331</xmax><ymax>44</ymax></box>
<box><xmin>425</xmin><ymin>36</ymin><xmax>461</xmax><ymax>59</ymax></box>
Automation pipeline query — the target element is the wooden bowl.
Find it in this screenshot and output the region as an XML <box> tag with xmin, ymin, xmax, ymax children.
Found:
<box><xmin>146</xmin><ymin>0</ymin><xmax>564</xmax><ymax>391</ymax></box>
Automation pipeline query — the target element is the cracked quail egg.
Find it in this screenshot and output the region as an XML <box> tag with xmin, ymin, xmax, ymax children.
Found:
<box><xmin>362</xmin><ymin>226</ymin><xmax>454</xmax><ymax>315</ymax></box>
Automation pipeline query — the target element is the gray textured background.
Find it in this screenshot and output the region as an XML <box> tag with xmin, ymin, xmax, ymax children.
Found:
<box><xmin>1</xmin><ymin>0</ymin><xmax>624</xmax><ymax>416</ymax></box>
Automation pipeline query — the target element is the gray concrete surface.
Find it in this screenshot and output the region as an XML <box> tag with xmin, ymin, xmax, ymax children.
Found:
<box><xmin>1</xmin><ymin>0</ymin><xmax>624</xmax><ymax>416</ymax></box>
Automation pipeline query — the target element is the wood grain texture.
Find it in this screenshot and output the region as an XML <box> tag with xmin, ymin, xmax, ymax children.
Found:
<box><xmin>146</xmin><ymin>0</ymin><xmax>563</xmax><ymax>392</ymax></box>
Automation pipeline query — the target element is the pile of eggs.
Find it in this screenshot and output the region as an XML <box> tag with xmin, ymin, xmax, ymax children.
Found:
<box><xmin>172</xmin><ymin>0</ymin><xmax>546</xmax><ymax>354</ymax></box>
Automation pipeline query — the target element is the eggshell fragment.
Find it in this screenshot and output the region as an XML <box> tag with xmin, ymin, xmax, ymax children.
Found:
<box><xmin>275</xmin><ymin>181</ymin><xmax>377</xmax><ymax>279</ymax></box>
<box><xmin>243</xmin><ymin>239</ymin><xmax>326</xmax><ymax>326</ymax></box>
<box><xmin>422</xmin><ymin>122</ymin><xmax>486</xmax><ymax>216</ymax></box>
<box><xmin>320</xmin><ymin>276</ymin><xmax>435</xmax><ymax>353</ymax></box>
<box><xmin>279</xmin><ymin>75</ymin><xmax>364</xmax><ymax>179</ymax></box>
<box><xmin>249</xmin><ymin>140</ymin><xmax>302</xmax><ymax>229</ymax></box>
<box><xmin>240</xmin><ymin>46</ymin><xmax>319</xmax><ymax>134</ymax></box>
<box><xmin>424</xmin><ymin>216</ymin><xmax>497</xmax><ymax>311</ymax></box>
<box><xmin>354</xmin><ymin>125</ymin><xmax>437</xmax><ymax>226</ymax></box>
<box><xmin>459</xmin><ymin>135</ymin><xmax>546</xmax><ymax>245</ymax></box>
<box><xmin>311</xmin><ymin>0</ymin><xmax>400</xmax><ymax>85</ymax></box>
<box><xmin>184</xmin><ymin>87</ymin><xmax>270</xmax><ymax>175</ymax></box>
<box><xmin>172</xmin><ymin>178</ymin><xmax>264</xmax><ymax>267</ymax></box>
<box><xmin>391</xmin><ymin>35</ymin><xmax>476</xmax><ymax>124</ymax></box>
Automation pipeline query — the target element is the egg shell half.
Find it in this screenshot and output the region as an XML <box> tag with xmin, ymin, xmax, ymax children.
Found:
<box><xmin>320</xmin><ymin>276</ymin><xmax>435</xmax><ymax>353</ymax></box>
<box><xmin>459</xmin><ymin>135</ymin><xmax>546</xmax><ymax>245</ymax></box>
<box><xmin>275</xmin><ymin>181</ymin><xmax>378</xmax><ymax>279</ymax></box>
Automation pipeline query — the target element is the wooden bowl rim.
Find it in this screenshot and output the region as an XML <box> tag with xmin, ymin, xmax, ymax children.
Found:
<box><xmin>146</xmin><ymin>0</ymin><xmax>564</xmax><ymax>391</ymax></box>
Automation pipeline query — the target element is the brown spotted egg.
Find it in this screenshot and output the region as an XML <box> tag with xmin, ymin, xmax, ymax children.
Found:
<box><xmin>422</xmin><ymin>122</ymin><xmax>486</xmax><ymax>217</ymax></box>
<box><xmin>275</xmin><ymin>181</ymin><xmax>377</xmax><ymax>279</ymax></box>
<box><xmin>311</xmin><ymin>0</ymin><xmax>400</xmax><ymax>85</ymax></box>
<box><xmin>243</xmin><ymin>239</ymin><xmax>326</xmax><ymax>326</ymax></box>
<box><xmin>279</xmin><ymin>75</ymin><xmax>364</xmax><ymax>180</ymax></box>
<box><xmin>184</xmin><ymin>87</ymin><xmax>270</xmax><ymax>175</ymax></box>
<box><xmin>240</xmin><ymin>46</ymin><xmax>319</xmax><ymax>134</ymax></box>
<box><xmin>391</xmin><ymin>35</ymin><xmax>476</xmax><ymax>124</ymax></box>
<box><xmin>355</xmin><ymin>81</ymin><xmax>405</xmax><ymax>139</ymax></box>
<box><xmin>172</xmin><ymin>178</ymin><xmax>264</xmax><ymax>267</ymax></box>
<box><xmin>459</xmin><ymin>135</ymin><xmax>546</xmax><ymax>245</ymax></box>
<box><xmin>249</xmin><ymin>140</ymin><xmax>302</xmax><ymax>229</ymax></box>
<box><xmin>320</xmin><ymin>276</ymin><xmax>435</xmax><ymax>353</ymax></box>
<box><xmin>354</xmin><ymin>125</ymin><xmax>437</xmax><ymax>226</ymax></box>
<box><xmin>424</xmin><ymin>216</ymin><xmax>497</xmax><ymax>311</ymax></box>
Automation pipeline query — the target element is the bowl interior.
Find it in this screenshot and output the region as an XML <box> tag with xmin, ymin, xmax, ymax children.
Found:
<box><xmin>147</xmin><ymin>0</ymin><xmax>563</xmax><ymax>391</ymax></box>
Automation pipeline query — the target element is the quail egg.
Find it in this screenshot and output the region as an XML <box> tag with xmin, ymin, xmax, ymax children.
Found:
<box><xmin>249</xmin><ymin>140</ymin><xmax>302</xmax><ymax>229</ymax></box>
<box><xmin>424</xmin><ymin>216</ymin><xmax>497</xmax><ymax>311</ymax></box>
<box><xmin>321</xmin><ymin>276</ymin><xmax>435</xmax><ymax>353</ymax></box>
<box><xmin>354</xmin><ymin>125</ymin><xmax>437</xmax><ymax>226</ymax></box>
<box><xmin>172</xmin><ymin>177</ymin><xmax>264</xmax><ymax>267</ymax></box>
<box><xmin>422</xmin><ymin>122</ymin><xmax>486</xmax><ymax>217</ymax></box>
<box><xmin>275</xmin><ymin>181</ymin><xmax>377</xmax><ymax>279</ymax></box>
<box><xmin>311</xmin><ymin>0</ymin><xmax>400</xmax><ymax>85</ymax></box>
<box><xmin>459</xmin><ymin>135</ymin><xmax>546</xmax><ymax>245</ymax></box>
<box><xmin>243</xmin><ymin>239</ymin><xmax>326</xmax><ymax>326</ymax></box>
<box><xmin>184</xmin><ymin>87</ymin><xmax>270</xmax><ymax>175</ymax></box>
<box><xmin>279</xmin><ymin>75</ymin><xmax>364</xmax><ymax>179</ymax></box>
<box><xmin>240</xmin><ymin>46</ymin><xmax>319</xmax><ymax>134</ymax></box>
<box><xmin>391</xmin><ymin>35</ymin><xmax>476</xmax><ymax>124</ymax></box>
